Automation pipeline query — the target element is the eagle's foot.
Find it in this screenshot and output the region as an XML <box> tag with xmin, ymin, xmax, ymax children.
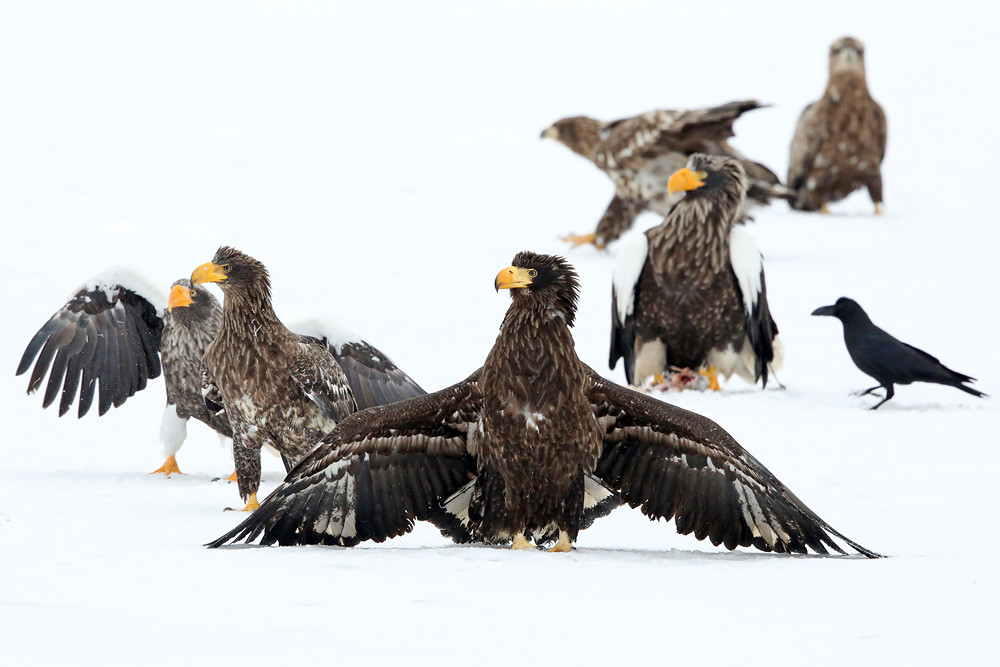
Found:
<box><xmin>699</xmin><ymin>366</ymin><xmax>722</xmax><ymax>392</ymax></box>
<box><xmin>560</xmin><ymin>232</ymin><xmax>604</xmax><ymax>250</ymax></box>
<box><xmin>548</xmin><ymin>531</ymin><xmax>573</xmax><ymax>553</ymax></box>
<box><xmin>647</xmin><ymin>368</ymin><xmax>708</xmax><ymax>392</ymax></box>
<box><xmin>225</xmin><ymin>493</ymin><xmax>259</xmax><ymax>512</ymax></box>
<box><xmin>820</xmin><ymin>203</ymin><xmax>830</xmax><ymax>214</ymax></box>
<box><xmin>150</xmin><ymin>455</ymin><xmax>182</xmax><ymax>476</ymax></box>
<box><xmin>874</xmin><ymin>202</ymin><xmax>884</xmax><ymax>215</ymax></box>
<box><xmin>511</xmin><ymin>533</ymin><xmax>536</xmax><ymax>551</ymax></box>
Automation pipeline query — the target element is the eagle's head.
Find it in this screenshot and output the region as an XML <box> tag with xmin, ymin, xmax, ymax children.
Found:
<box><xmin>829</xmin><ymin>36</ymin><xmax>866</xmax><ymax>77</ymax></box>
<box><xmin>190</xmin><ymin>246</ymin><xmax>271</xmax><ymax>298</ymax></box>
<box><xmin>495</xmin><ymin>251</ymin><xmax>580</xmax><ymax>326</ymax></box>
<box><xmin>540</xmin><ymin>116</ymin><xmax>604</xmax><ymax>159</ymax></box>
<box><xmin>166</xmin><ymin>278</ymin><xmax>220</xmax><ymax>321</ymax></box>
<box><xmin>667</xmin><ymin>153</ymin><xmax>748</xmax><ymax>207</ymax></box>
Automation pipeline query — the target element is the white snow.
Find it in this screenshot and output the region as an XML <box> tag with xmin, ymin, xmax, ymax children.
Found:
<box><xmin>2</xmin><ymin>1</ymin><xmax>998</xmax><ymax>665</ymax></box>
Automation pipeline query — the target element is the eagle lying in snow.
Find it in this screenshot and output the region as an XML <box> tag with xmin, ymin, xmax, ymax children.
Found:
<box><xmin>18</xmin><ymin>269</ymin><xmax>424</xmax><ymax>480</ymax></box>
<box><xmin>541</xmin><ymin>100</ymin><xmax>794</xmax><ymax>249</ymax></box>
<box><xmin>788</xmin><ymin>37</ymin><xmax>887</xmax><ymax>214</ymax></box>
<box><xmin>610</xmin><ymin>154</ymin><xmax>782</xmax><ymax>390</ymax></box>
<box><xmin>190</xmin><ymin>246</ymin><xmax>424</xmax><ymax>512</ymax></box>
<box><xmin>209</xmin><ymin>251</ymin><xmax>878</xmax><ymax>558</ymax></box>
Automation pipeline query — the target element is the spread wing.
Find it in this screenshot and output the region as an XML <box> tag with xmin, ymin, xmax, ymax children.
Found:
<box><xmin>293</xmin><ymin>319</ymin><xmax>426</xmax><ymax>410</ymax></box>
<box><xmin>585</xmin><ymin>369</ymin><xmax>879</xmax><ymax>557</ymax></box>
<box><xmin>609</xmin><ymin>232</ymin><xmax>649</xmax><ymax>384</ymax></box>
<box><xmin>596</xmin><ymin>101</ymin><xmax>765</xmax><ymax>172</ymax></box>
<box><xmin>17</xmin><ymin>274</ymin><xmax>165</xmax><ymax>417</ymax></box>
<box><xmin>728</xmin><ymin>225</ymin><xmax>779</xmax><ymax>385</ymax></box>
<box><xmin>291</xmin><ymin>335</ymin><xmax>358</xmax><ymax>423</ymax></box>
<box><xmin>207</xmin><ymin>372</ymin><xmax>483</xmax><ymax>548</ymax></box>
<box><xmin>787</xmin><ymin>101</ymin><xmax>824</xmax><ymax>192</ymax></box>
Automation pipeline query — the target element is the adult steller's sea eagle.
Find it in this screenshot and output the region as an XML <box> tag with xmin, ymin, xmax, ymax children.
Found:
<box><xmin>541</xmin><ymin>100</ymin><xmax>794</xmax><ymax>249</ymax></box>
<box><xmin>610</xmin><ymin>154</ymin><xmax>782</xmax><ymax>390</ymax></box>
<box><xmin>17</xmin><ymin>273</ymin><xmax>232</xmax><ymax>475</ymax></box>
<box><xmin>190</xmin><ymin>246</ymin><xmax>425</xmax><ymax>512</ymax></box>
<box><xmin>788</xmin><ymin>37</ymin><xmax>887</xmax><ymax>214</ymax></box>
<box><xmin>209</xmin><ymin>251</ymin><xmax>878</xmax><ymax>558</ymax></box>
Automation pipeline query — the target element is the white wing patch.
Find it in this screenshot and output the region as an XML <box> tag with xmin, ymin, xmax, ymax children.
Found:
<box><xmin>728</xmin><ymin>225</ymin><xmax>763</xmax><ymax>316</ymax></box>
<box><xmin>293</xmin><ymin>318</ymin><xmax>362</xmax><ymax>354</ymax></box>
<box><xmin>612</xmin><ymin>231</ymin><xmax>649</xmax><ymax>324</ymax></box>
<box><xmin>82</xmin><ymin>267</ymin><xmax>167</xmax><ymax>312</ymax></box>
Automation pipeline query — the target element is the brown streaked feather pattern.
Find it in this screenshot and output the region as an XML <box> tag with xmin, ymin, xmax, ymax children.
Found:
<box><xmin>788</xmin><ymin>37</ymin><xmax>887</xmax><ymax>211</ymax></box>
<box><xmin>586</xmin><ymin>369</ymin><xmax>878</xmax><ymax>557</ymax></box>
<box><xmin>544</xmin><ymin>101</ymin><xmax>793</xmax><ymax>246</ymax></box>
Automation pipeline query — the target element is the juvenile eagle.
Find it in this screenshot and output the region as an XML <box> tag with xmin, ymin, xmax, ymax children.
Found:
<box><xmin>788</xmin><ymin>37</ymin><xmax>887</xmax><ymax>213</ymax></box>
<box><xmin>19</xmin><ymin>270</ymin><xmax>425</xmax><ymax>479</ymax></box>
<box><xmin>541</xmin><ymin>100</ymin><xmax>793</xmax><ymax>249</ymax></box>
<box><xmin>191</xmin><ymin>246</ymin><xmax>425</xmax><ymax>511</ymax></box>
<box><xmin>17</xmin><ymin>273</ymin><xmax>231</xmax><ymax>474</ymax></box>
<box><xmin>610</xmin><ymin>154</ymin><xmax>782</xmax><ymax>390</ymax></box>
<box><xmin>209</xmin><ymin>251</ymin><xmax>877</xmax><ymax>558</ymax></box>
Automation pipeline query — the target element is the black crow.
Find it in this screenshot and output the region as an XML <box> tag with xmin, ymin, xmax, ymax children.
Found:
<box><xmin>812</xmin><ymin>297</ymin><xmax>986</xmax><ymax>409</ymax></box>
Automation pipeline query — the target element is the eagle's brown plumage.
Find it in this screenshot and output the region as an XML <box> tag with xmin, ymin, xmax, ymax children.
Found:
<box><xmin>17</xmin><ymin>275</ymin><xmax>232</xmax><ymax>473</ymax></box>
<box><xmin>788</xmin><ymin>37</ymin><xmax>887</xmax><ymax>213</ymax></box>
<box><xmin>209</xmin><ymin>251</ymin><xmax>878</xmax><ymax>558</ymax></box>
<box><xmin>610</xmin><ymin>154</ymin><xmax>782</xmax><ymax>388</ymax></box>
<box><xmin>542</xmin><ymin>101</ymin><xmax>794</xmax><ymax>248</ymax></box>
<box><xmin>193</xmin><ymin>247</ymin><xmax>358</xmax><ymax>509</ymax></box>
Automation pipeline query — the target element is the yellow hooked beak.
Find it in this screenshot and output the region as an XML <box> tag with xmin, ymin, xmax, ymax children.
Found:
<box><xmin>495</xmin><ymin>266</ymin><xmax>535</xmax><ymax>291</ymax></box>
<box><xmin>191</xmin><ymin>262</ymin><xmax>227</xmax><ymax>285</ymax></box>
<box><xmin>667</xmin><ymin>167</ymin><xmax>707</xmax><ymax>195</ymax></box>
<box><xmin>540</xmin><ymin>126</ymin><xmax>559</xmax><ymax>140</ymax></box>
<box><xmin>167</xmin><ymin>284</ymin><xmax>195</xmax><ymax>311</ymax></box>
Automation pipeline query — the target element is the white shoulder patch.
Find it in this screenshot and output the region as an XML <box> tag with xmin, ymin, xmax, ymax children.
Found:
<box><xmin>293</xmin><ymin>318</ymin><xmax>362</xmax><ymax>354</ymax></box>
<box><xmin>729</xmin><ymin>225</ymin><xmax>763</xmax><ymax>315</ymax></box>
<box><xmin>612</xmin><ymin>231</ymin><xmax>649</xmax><ymax>324</ymax></box>
<box><xmin>82</xmin><ymin>268</ymin><xmax>167</xmax><ymax>311</ymax></box>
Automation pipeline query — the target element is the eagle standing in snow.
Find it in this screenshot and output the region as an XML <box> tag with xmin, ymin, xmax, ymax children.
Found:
<box><xmin>190</xmin><ymin>246</ymin><xmax>424</xmax><ymax>512</ymax></box>
<box><xmin>209</xmin><ymin>251</ymin><xmax>877</xmax><ymax>558</ymax></box>
<box><xmin>541</xmin><ymin>100</ymin><xmax>793</xmax><ymax>249</ymax></box>
<box><xmin>788</xmin><ymin>37</ymin><xmax>887</xmax><ymax>214</ymax></box>
<box><xmin>610</xmin><ymin>154</ymin><xmax>782</xmax><ymax>390</ymax></box>
<box><xmin>18</xmin><ymin>274</ymin><xmax>232</xmax><ymax>475</ymax></box>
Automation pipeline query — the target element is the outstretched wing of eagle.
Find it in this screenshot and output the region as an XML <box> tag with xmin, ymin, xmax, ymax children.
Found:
<box><xmin>209</xmin><ymin>366</ymin><xmax>876</xmax><ymax>557</ymax></box>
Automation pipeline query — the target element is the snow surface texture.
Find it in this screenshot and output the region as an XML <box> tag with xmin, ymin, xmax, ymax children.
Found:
<box><xmin>1</xmin><ymin>2</ymin><xmax>997</xmax><ymax>665</ymax></box>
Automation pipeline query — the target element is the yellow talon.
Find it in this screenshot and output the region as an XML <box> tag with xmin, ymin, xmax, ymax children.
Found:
<box><xmin>150</xmin><ymin>455</ymin><xmax>182</xmax><ymax>476</ymax></box>
<box><xmin>561</xmin><ymin>232</ymin><xmax>604</xmax><ymax>250</ymax></box>
<box><xmin>699</xmin><ymin>366</ymin><xmax>722</xmax><ymax>392</ymax></box>
<box><xmin>549</xmin><ymin>531</ymin><xmax>573</xmax><ymax>552</ymax></box>
<box><xmin>511</xmin><ymin>534</ymin><xmax>535</xmax><ymax>551</ymax></box>
<box><xmin>224</xmin><ymin>470</ymin><xmax>238</xmax><ymax>482</ymax></box>
<box><xmin>820</xmin><ymin>203</ymin><xmax>830</xmax><ymax>214</ymax></box>
<box><xmin>226</xmin><ymin>493</ymin><xmax>259</xmax><ymax>512</ymax></box>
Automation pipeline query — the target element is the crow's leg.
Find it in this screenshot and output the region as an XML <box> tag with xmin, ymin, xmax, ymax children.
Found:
<box><xmin>869</xmin><ymin>384</ymin><xmax>895</xmax><ymax>410</ymax></box>
<box><xmin>853</xmin><ymin>385</ymin><xmax>883</xmax><ymax>397</ymax></box>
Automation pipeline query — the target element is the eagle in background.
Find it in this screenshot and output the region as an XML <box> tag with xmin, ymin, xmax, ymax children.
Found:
<box><xmin>788</xmin><ymin>37</ymin><xmax>887</xmax><ymax>214</ymax></box>
<box><xmin>209</xmin><ymin>252</ymin><xmax>877</xmax><ymax>559</ymax></box>
<box><xmin>191</xmin><ymin>246</ymin><xmax>425</xmax><ymax>511</ymax></box>
<box><xmin>541</xmin><ymin>100</ymin><xmax>794</xmax><ymax>249</ymax></box>
<box><xmin>610</xmin><ymin>154</ymin><xmax>782</xmax><ymax>390</ymax></box>
<box><xmin>18</xmin><ymin>269</ymin><xmax>424</xmax><ymax>480</ymax></box>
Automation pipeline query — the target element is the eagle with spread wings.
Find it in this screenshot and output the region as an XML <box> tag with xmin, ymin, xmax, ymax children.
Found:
<box><xmin>210</xmin><ymin>251</ymin><xmax>877</xmax><ymax>558</ymax></box>
<box><xmin>542</xmin><ymin>100</ymin><xmax>794</xmax><ymax>249</ymax></box>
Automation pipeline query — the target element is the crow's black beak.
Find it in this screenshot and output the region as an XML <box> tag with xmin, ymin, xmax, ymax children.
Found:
<box><xmin>811</xmin><ymin>305</ymin><xmax>836</xmax><ymax>317</ymax></box>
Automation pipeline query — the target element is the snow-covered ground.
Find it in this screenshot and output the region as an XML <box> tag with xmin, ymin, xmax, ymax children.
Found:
<box><xmin>2</xmin><ymin>2</ymin><xmax>997</xmax><ymax>664</ymax></box>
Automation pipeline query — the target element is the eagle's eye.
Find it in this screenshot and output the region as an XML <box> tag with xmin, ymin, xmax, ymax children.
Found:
<box><xmin>528</xmin><ymin>269</ymin><xmax>538</xmax><ymax>278</ymax></box>
<box><xmin>189</xmin><ymin>289</ymin><xmax>197</xmax><ymax>298</ymax></box>
<box><xmin>222</xmin><ymin>265</ymin><xmax>231</xmax><ymax>273</ymax></box>
<box><xmin>696</xmin><ymin>170</ymin><xmax>708</xmax><ymax>180</ymax></box>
